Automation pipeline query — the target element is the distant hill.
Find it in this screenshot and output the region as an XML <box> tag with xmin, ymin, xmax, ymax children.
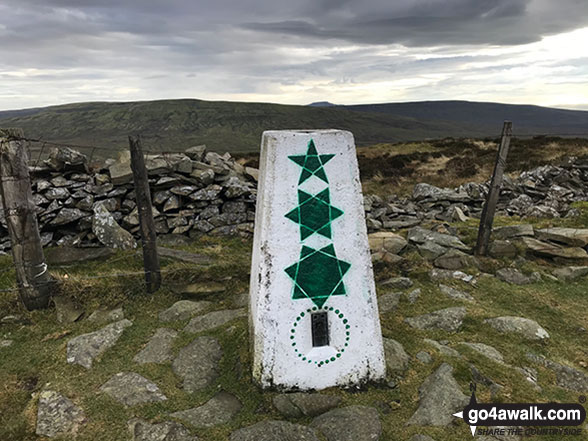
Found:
<box><xmin>0</xmin><ymin>99</ymin><xmax>586</xmax><ymax>156</ymax></box>
<box><xmin>308</xmin><ymin>101</ymin><xmax>337</xmax><ymax>107</ymax></box>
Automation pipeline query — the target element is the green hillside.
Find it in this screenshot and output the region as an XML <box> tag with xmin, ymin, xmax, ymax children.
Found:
<box><xmin>0</xmin><ymin>100</ymin><xmax>493</xmax><ymax>155</ymax></box>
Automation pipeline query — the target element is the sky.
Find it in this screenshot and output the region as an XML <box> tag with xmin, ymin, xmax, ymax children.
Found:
<box><xmin>1</xmin><ymin>0</ymin><xmax>588</xmax><ymax>111</ymax></box>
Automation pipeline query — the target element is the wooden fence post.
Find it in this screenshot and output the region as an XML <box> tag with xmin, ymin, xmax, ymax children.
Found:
<box><xmin>129</xmin><ymin>135</ymin><xmax>161</xmax><ymax>293</ymax></box>
<box><xmin>474</xmin><ymin>121</ymin><xmax>513</xmax><ymax>256</ymax></box>
<box><xmin>0</xmin><ymin>128</ymin><xmax>54</xmax><ymax>309</ymax></box>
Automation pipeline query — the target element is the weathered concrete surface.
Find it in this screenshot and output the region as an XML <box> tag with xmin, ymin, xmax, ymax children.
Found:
<box><xmin>249</xmin><ymin>130</ymin><xmax>385</xmax><ymax>390</ymax></box>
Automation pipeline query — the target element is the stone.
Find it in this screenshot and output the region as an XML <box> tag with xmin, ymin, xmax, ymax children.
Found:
<box><xmin>417</xmin><ymin>242</ymin><xmax>447</xmax><ymax>260</ymax></box>
<box><xmin>0</xmin><ymin>339</ymin><xmax>13</xmax><ymax>348</ymax></box>
<box><xmin>87</xmin><ymin>307</ymin><xmax>124</xmax><ymax>325</ymax></box>
<box><xmin>51</xmin><ymin>208</ymin><xmax>87</xmax><ymax>226</ymax></box>
<box><xmin>184</xmin><ymin>309</ymin><xmax>246</xmax><ymax>333</ymax></box>
<box><xmin>459</xmin><ymin>342</ymin><xmax>505</xmax><ymax>364</ymax></box>
<box><xmin>171</xmin><ymin>185</ymin><xmax>198</xmax><ymax>197</ymax></box>
<box><xmin>45</xmin><ymin>187</ymin><xmax>71</xmax><ymax>200</ymax></box>
<box><xmin>434</xmin><ymin>249</ymin><xmax>476</xmax><ymax>270</ymax></box>
<box><xmin>552</xmin><ymin>266</ymin><xmax>588</xmax><ymax>281</ymax></box>
<box><xmin>406</xmin><ymin>363</ymin><xmax>468</xmax><ymax>426</ymax></box>
<box><xmin>100</xmin><ymin>372</ymin><xmax>167</xmax><ymax>406</ymax></box>
<box><xmin>163</xmin><ymin>195</ymin><xmax>181</xmax><ymax>212</ymax></box>
<box><xmin>438</xmin><ymin>284</ymin><xmax>474</xmax><ymax>302</ymax></box>
<box><xmin>526</xmin><ymin>353</ymin><xmax>588</xmax><ymax>392</ymax></box>
<box><xmin>407</xmin><ymin>226</ymin><xmax>469</xmax><ymax>251</ymax></box>
<box><xmin>484</xmin><ymin>316</ymin><xmax>549</xmax><ymax>340</ymax></box>
<box><xmin>190</xmin><ymin>184</ymin><xmax>223</xmax><ymax>201</ymax></box>
<box><xmin>66</xmin><ymin>319</ymin><xmax>132</xmax><ymax>369</ymax></box>
<box><xmin>495</xmin><ymin>268</ymin><xmax>534</xmax><ymax>285</ymax></box>
<box><xmin>46</xmin><ymin>147</ymin><xmax>87</xmax><ymax>171</ymax></box>
<box><xmin>45</xmin><ymin>247</ymin><xmax>115</xmax><ymax>265</ymax></box>
<box><xmin>521</xmin><ymin>237</ymin><xmax>588</xmax><ymax>259</ymax></box>
<box><xmin>383</xmin><ymin>338</ymin><xmax>410</xmax><ymax>375</ymax></box>
<box><xmin>273</xmin><ymin>393</ymin><xmax>342</xmax><ymax>418</ymax></box>
<box><xmin>159</xmin><ymin>300</ymin><xmax>212</xmax><ymax>322</ymax></box>
<box><xmin>410</xmin><ymin>436</ymin><xmax>436</xmax><ymax>441</ymax></box>
<box><xmin>310</xmin><ymin>406</ymin><xmax>381</xmax><ymax>441</ymax></box>
<box><xmin>53</xmin><ymin>296</ymin><xmax>85</xmax><ymax>323</ymax></box>
<box><xmin>423</xmin><ymin>339</ymin><xmax>461</xmax><ymax>358</ymax></box>
<box><xmin>412</xmin><ymin>183</ymin><xmax>469</xmax><ymax>202</ymax></box>
<box><xmin>450</xmin><ymin>206</ymin><xmax>468</xmax><ymax>222</ymax></box>
<box><xmin>406</xmin><ymin>288</ymin><xmax>421</xmax><ymax>304</ymax></box>
<box><xmin>128</xmin><ymin>419</ymin><xmax>198</xmax><ymax>441</ymax></box>
<box><xmin>416</xmin><ymin>351</ymin><xmax>433</xmax><ymax>364</ymax></box>
<box><xmin>224</xmin><ymin>177</ymin><xmax>251</xmax><ymax>199</ymax></box>
<box><xmin>493</xmin><ymin>224</ymin><xmax>534</xmax><ymax>240</ymax></box>
<box><xmin>36</xmin><ymin>390</ymin><xmax>86</xmax><ymax>438</ymax></box>
<box><xmin>368</xmin><ymin>232</ymin><xmax>407</xmax><ymax>254</ymax></box>
<box><xmin>185</xmin><ymin>145</ymin><xmax>207</xmax><ymax>161</ymax></box>
<box><xmin>405</xmin><ymin>307</ymin><xmax>466</xmax><ymax>332</ymax></box>
<box><xmin>92</xmin><ymin>204</ymin><xmax>136</xmax><ymax>249</ymax></box>
<box><xmin>134</xmin><ymin>328</ymin><xmax>178</xmax><ymax>364</ymax></box>
<box><xmin>489</xmin><ymin>240</ymin><xmax>518</xmax><ymax>258</ymax></box>
<box><xmin>171</xmin><ymin>392</ymin><xmax>242</xmax><ymax>428</ymax></box>
<box><xmin>172</xmin><ymin>336</ymin><xmax>222</xmax><ymax>392</ymax></box>
<box><xmin>378</xmin><ymin>292</ymin><xmax>401</xmax><ymax>313</ymax></box>
<box><xmin>173</xmin><ymin>282</ymin><xmax>225</xmax><ymax>297</ymax></box>
<box><xmin>381</xmin><ymin>276</ymin><xmax>413</xmax><ymax>289</ymax></box>
<box><xmin>250</xmin><ymin>130</ymin><xmax>385</xmax><ymax>390</ymax></box>
<box><xmin>536</xmin><ymin>227</ymin><xmax>588</xmax><ymax>247</ymax></box>
<box><xmin>230</xmin><ymin>421</ymin><xmax>320</xmax><ymax>441</ymax></box>
<box><xmin>191</xmin><ymin>168</ymin><xmax>215</xmax><ymax>186</ymax></box>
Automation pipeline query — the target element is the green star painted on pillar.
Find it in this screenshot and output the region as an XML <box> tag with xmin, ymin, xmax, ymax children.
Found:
<box><xmin>285</xmin><ymin>244</ymin><xmax>351</xmax><ymax>308</ymax></box>
<box><xmin>288</xmin><ymin>139</ymin><xmax>335</xmax><ymax>184</ymax></box>
<box><xmin>285</xmin><ymin>188</ymin><xmax>344</xmax><ymax>240</ymax></box>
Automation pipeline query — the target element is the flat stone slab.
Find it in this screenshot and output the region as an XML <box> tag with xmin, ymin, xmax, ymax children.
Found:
<box><xmin>67</xmin><ymin>319</ymin><xmax>132</xmax><ymax>369</ymax></box>
<box><xmin>383</xmin><ymin>338</ymin><xmax>410</xmax><ymax>375</ymax></box>
<box><xmin>87</xmin><ymin>307</ymin><xmax>124</xmax><ymax>324</ymax></box>
<box><xmin>438</xmin><ymin>284</ymin><xmax>474</xmax><ymax>302</ymax></box>
<box><xmin>381</xmin><ymin>276</ymin><xmax>413</xmax><ymax>289</ymax></box>
<box><xmin>526</xmin><ymin>353</ymin><xmax>588</xmax><ymax>392</ymax></box>
<box><xmin>273</xmin><ymin>393</ymin><xmax>341</xmax><ymax>418</ymax></box>
<box><xmin>521</xmin><ymin>237</ymin><xmax>588</xmax><ymax>259</ymax></box>
<box><xmin>128</xmin><ymin>419</ymin><xmax>198</xmax><ymax>441</ymax></box>
<box><xmin>230</xmin><ymin>420</ymin><xmax>320</xmax><ymax>441</ymax></box>
<box><xmin>53</xmin><ymin>296</ymin><xmax>85</xmax><ymax>324</ymax></box>
<box><xmin>536</xmin><ymin>227</ymin><xmax>588</xmax><ymax>247</ymax></box>
<box><xmin>405</xmin><ymin>307</ymin><xmax>466</xmax><ymax>332</ymax></box>
<box><xmin>459</xmin><ymin>342</ymin><xmax>505</xmax><ymax>364</ymax></box>
<box><xmin>423</xmin><ymin>339</ymin><xmax>461</xmax><ymax>358</ymax></box>
<box><xmin>36</xmin><ymin>390</ymin><xmax>87</xmax><ymax>438</ymax></box>
<box><xmin>406</xmin><ymin>363</ymin><xmax>468</xmax><ymax>426</ymax></box>
<box><xmin>171</xmin><ymin>392</ymin><xmax>242</xmax><ymax>428</ymax></box>
<box><xmin>552</xmin><ymin>266</ymin><xmax>588</xmax><ymax>281</ymax></box>
<box><xmin>0</xmin><ymin>339</ymin><xmax>13</xmax><ymax>348</ymax></box>
<box><xmin>494</xmin><ymin>224</ymin><xmax>534</xmax><ymax>240</ymax></box>
<box><xmin>184</xmin><ymin>309</ymin><xmax>245</xmax><ymax>333</ymax></box>
<box><xmin>172</xmin><ymin>282</ymin><xmax>226</xmax><ymax>297</ymax></box>
<box><xmin>407</xmin><ymin>226</ymin><xmax>469</xmax><ymax>251</ymax></box>
<box><xmin>310</xmin><ymin>406</ymin><xmax>382</xmax><ymax>441</ymax></box>
<box><xmin>172</xmin><ymin>336</ymin><xmax>222</xmax><ymax>393</ymax></box>
<box><xmin>410</xmin><ymin>436</ymin><xmax>436</xmax><ymax>441</ymax></box>
<box><xmin>100</xmin><ymin>372</ymin><xmax>167</xmax><ymax>406</ymax></box>
<box><xmin>368</xmin><ymin>232</ymin><xmax>407</xmax><ymax>254</ymax></box>
<box><xmin>484</xmin><ymin>316</ymin><xmax>549</xmax><ymax>341</ymax></box>
<box><xmin>495</xmin><ymin>268</ymin><xmax>535</xmax><ymax>285</ymax></box>
<box><xmin>45</xmin><ymin>246</ymin><xmax>115</xmax><ymax>265</ymax></box>
<box><xmin>159</xmin><ymin>300</ymin><xmax>212</xmax><ymax>323</ymax></box>
<box><xmin>378</xmin><ymin>292</ymin><xmax>401</xmax><ymax>313</ymax></box>
<box><xmin>134</xmin><ymin>328</ymin><xmax>178</xmax><ymax>364</ymax></box>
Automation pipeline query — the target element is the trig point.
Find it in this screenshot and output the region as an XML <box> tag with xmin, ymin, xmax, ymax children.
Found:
<box><xmin>249</xmin><ymin>129</ymin><xmax>386</xmax><ymax>390</ymax></box>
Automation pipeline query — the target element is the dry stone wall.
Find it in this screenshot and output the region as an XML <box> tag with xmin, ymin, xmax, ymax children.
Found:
<box><xmin>0</xmin><ymin>146</ymin><xmax>586</xmax><ymax>253</ymax></box>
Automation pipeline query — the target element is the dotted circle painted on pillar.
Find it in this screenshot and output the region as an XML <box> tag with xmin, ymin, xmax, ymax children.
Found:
<box><xmin>290</xmin><ymin>305</ymin><xmax>350</xmax><ymax>367</ymax></box>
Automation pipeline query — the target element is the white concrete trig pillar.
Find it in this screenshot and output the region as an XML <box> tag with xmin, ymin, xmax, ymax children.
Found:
<box><xmin>249</xmin><ymin>129</ymin><xmax>386</xmax><ymax>390</ymax></box>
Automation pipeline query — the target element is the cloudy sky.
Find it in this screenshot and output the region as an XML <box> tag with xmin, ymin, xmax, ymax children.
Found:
<box><xmin>1</xmin><ymin>0</ymin><xmax>588</xmax><ymax>111</ymax></box>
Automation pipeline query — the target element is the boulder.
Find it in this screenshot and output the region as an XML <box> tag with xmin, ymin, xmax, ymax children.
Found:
<box><xmin>405</xmin><ymin>307</ymin><xmax>466</xmax><ymax>332</ymax></box>
<box><xmin>273</xmin><ymin>393</ymin><xmax>341</xmax><ymax>418</ymax></box>
<box><xmin>128</xmin><ymin>419</ymin><xmax>198</xmax><ymax>441</ymax></box>
<box><xmin>378</xmin><ymin>292</ymin><xmax>401</xmax><ymax>313</ymax></box>
<box><xmin>368</xmin><ymin>232</ymin><xmax>407</xmax><ymax>254</ymax></box>
<box><xmin>536</xmin><ymin>227</ymin><xmax>588</xmax><ymax>247</ymax></box>
<box><xmin>159</xmin><ymin>300</ymin><xmax>212</xmax><ymax>322</ymax></box>
<box><xmin>92</xmin><ymin>204</ymin><xmax>136</xmax><ymax>249</ymax></box>
<box><xmin>407</xmin><ymin>227</ymin><xmax>469</xmax><ymax>251</ymax></box>
<box><xmin>406</xmin><ymin>363</ymin><xmax>468</xmax><ymax>426</ymax></box>
<box><xmin>552</xmin><ymin>266</ymin><xmax>588</xmax><ymax>281</ymax></box>
<box><xmin>526</xmin><ymin>353</ymin><xmax>588</xmax><ymax>392</ymax></box>
<box><xmin>230</xmin><ymin>421</ymin><xmax>320</xmax><ymax>441</ymax></box>
<box><xmin>184</xmin><ymin>309</ymin><xmax>246</xmax><ymax>333</ymax></box>
<box><xmin>36</xmin><ymin>390</ymin><xmax>87</xmax><ymax>438</ymax></box>
<box><xmin>484</xmin><ymin>316</ymin><xmax>549</xmax><ymax>341</ymax></box>
<box><xmin>45</xmin><ymin>147</ymin><xmax>88</xmax><ymax>172</ymax></box>
<box><xmin>171</xmin><ymin>391</ymin><xmax>242</xmax><ymax>428</ymax></box>
<box><xmin>495</xmin><ymin>268</ymin><xmax>535</xmax><ymax>285</ymax></box>
<box><xmin>134</xmin><ymin>328</ymin><xmax>178</xmax><ymax>364</ymax></box>
<box><xmin>438</xmin><ymin>284</ymin><xmax>474</xmax><ymax>302</ymax></box>
<box><xmin>434</xmin><ymin>249</ymin><xmax>477</xmax><ymax>270</ymax></box>
<box><xmin>172</xmin><ymin>336</ymin><xmax>222</xmax><ymax>392</ymax></box>
<box><xmin>67</xmin><ymin>319</ymin><xmax>132</xmax><ymax>369</ymax></box>
<box><xmin>520</xmin><ymin>237</ymin><xmax>587</xmax><ymax>259</ymax></box>
<box><xmin>383</xmin><ymin>338</ymin><xmax>410</xmax><ymax>375</ymax></box>
<box><xmin>310</xmin><ymin>406</ymin><xmax>382</xmax><ymax>441</ymax></box>
<box><xmin>87</xmin><ymin>307</ymin><xmax>124</xmax><ymax>325</ymax></box>
<box><xmin>458</xmin><ymin>342</ymin><xmax>505</xmax><ymax>364</ymax></box>
<box><xmin>100</xmin><ymin>372</ymin><xmax>167</xmax><ymax>406</ymax></box>
<box><xmin>423</xmin><ymin>339</ymin><xmax>461</xmax><ymax>358</ymax></box>
<box><xmin>493</xmin><ymin>224</ymin><xmax>534</xmax><ymax>240</ymax></box>
<box><xmin>489</xmin><ymin>240</ymin><xmax>518</xmax><ymax>258</ymax></box>
<box><xmin>381</xmin><ymin>276</ymin><xmax>413</xmax><ymax>289</ymax></box>
<box><xmin>417</xmin><ymin>242</ymin><xmax>447</xmax><ymax>260</ymax></box>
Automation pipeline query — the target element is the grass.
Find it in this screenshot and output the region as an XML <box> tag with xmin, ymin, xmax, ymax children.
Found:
<box><xmin>1</xmin><ymin>216</ymin><xmax>588</xmax><ymax>440</ymax></box>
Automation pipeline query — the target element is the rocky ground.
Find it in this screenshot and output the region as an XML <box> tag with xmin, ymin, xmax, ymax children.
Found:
<box><xmin>0</xmin><ymin>141</ymin><xmax>587</xmax><ymax>440</ymax></box>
